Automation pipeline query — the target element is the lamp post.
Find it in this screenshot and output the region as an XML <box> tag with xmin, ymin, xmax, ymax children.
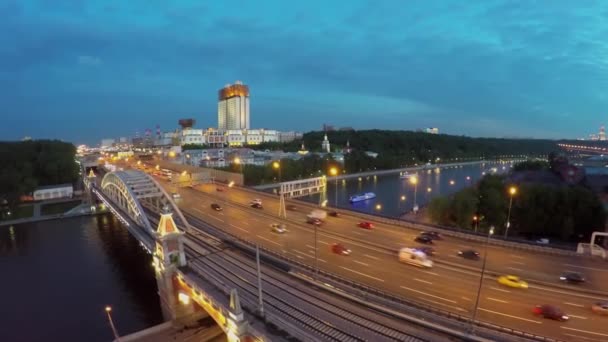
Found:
<box><xmin>470</xmin><ymin>226</ymin><xmax>494</xmax><ymax>334</ymax></box>
<box><xmin>329</xmin><ymin>167</ymin><xmax>338</xmax><ymax>208</ymax></box>
<box><xmin>105</xmin><ymin>306</ymin><xmax>120</xmax><ymax>341</ymax></box>
<box><xmin>398</xmin><ymin>195</ymin><xmax>406</xmax><ymax>213</ymax></box>
<box><xmin>472</xmin><ymin>215</ymin><xmax>479</xmax><ymax>233</ymax></box>
<box><xmin>273</xmin><ymin>161</ymin><xmax>281</xmax><ymax>182</ymax></box>
<box><xmin>504</xmin><ymin>186</ymin><xmax>517</xmax><ymax>238</ymax></box>
<box><xmin>410</xmin><ymin>176</ymin><xmax>418</xmax><ymax>213</ymax></box>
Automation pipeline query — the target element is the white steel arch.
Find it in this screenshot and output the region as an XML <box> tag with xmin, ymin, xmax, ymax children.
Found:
<box><xmin>100</xmin><ymin>170</ymin><xmax>189</xmax><ymax>234</ymax></box>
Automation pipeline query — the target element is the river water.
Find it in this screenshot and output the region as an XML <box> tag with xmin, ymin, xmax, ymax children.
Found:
<box><xmin>0</xmin><ymin>214</ymin><xmax>162</xmax><ymax>342</ymax></box>
<box><xmin>306</xmin><ymin>161</ymin><xmax>513</xmax><ymax>217</ymax></box>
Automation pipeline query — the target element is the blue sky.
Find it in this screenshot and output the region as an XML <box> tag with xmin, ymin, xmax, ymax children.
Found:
<box><xmin>2</xmin><ymin>1</ymin><xmax>607</xmax><ymax>144</ymax></box>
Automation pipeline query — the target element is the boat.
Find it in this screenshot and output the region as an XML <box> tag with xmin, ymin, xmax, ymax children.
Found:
<box><xmin>400</xmin><ymin>172</ymin><xmax>416</xmax><ymax>179</ymax></box>
<box><xmin>349</xmin><ymin>192</ymin><xmax>376</xmax><ymax>203</ymax></box>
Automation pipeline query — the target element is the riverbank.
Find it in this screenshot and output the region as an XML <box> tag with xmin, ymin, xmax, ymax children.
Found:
<box><xmin>254</xmin><ymin>159</ymin><xmax>521</xmax><ymax>189</ymax></box>
<box><xmin>0</xmin><ymin>203</ymin><xmax>107</xmax><ymax>227</ymax></box>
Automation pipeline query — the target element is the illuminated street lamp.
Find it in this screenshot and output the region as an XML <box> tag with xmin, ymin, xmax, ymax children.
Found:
<box><xmin>272</xmin><ymin>161</ymin><xmax>281</xmax><ymax>182</ymax></box>
<box><xmin>104</xmin><ymin>306</ymin><xmax>120</xmax><ymax>341</ymax></box>
<box><xmin>471</xmin><ymin>226</ymin><xmax>494</xmax><ymax>334</ymax></box>
<box><xmin>473</xmin><ymin>215</ymin><xmax>479</xmax><ymax>233</ymax></box>
<box><xmin>504</xmin><ymin>186</ymin><xmax>517</xmax><ymax>238</ymax></box>
<box><xmin>375</xmin><ymin>204</ymin><xmax>382</xmax><ymax>211</ymax></box>
<box><xmin>329</xmin><ymin>167</ymin><xmax>338</xmax><ymax>207</ymax></box>
<box><xmin>449</xmin><ymin>180</ymin><xmax>455</xmax><ymax>186</ymax></box>
<box><xmin>410</xmin><ymin>176</ymin><xmax>418</xmax><ymax>213</ymax></box>
<box><xmin>155</xmin><ymin>164</ymin><xmax>160</xmax><ymax>171</ymax></box>
<box><xmin>398</xmin><ymin>195</ymin><xmax>406</xmax><ymax>212</ymax></box>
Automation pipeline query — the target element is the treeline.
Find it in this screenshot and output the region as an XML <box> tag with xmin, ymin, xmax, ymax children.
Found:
<box><xmin>427</xmin><ymin>174</ymin><xmax>605</xmax><ymax>242</ymax></box>
<box><xmin>255</xmin><ymin>130</ymin><xmax>558</xmax><ymax>170</ymax></box>
<box><xmin>0</xmin><ymin>140</ymin><xmax>79</xmax><ymax>206</ymax></box>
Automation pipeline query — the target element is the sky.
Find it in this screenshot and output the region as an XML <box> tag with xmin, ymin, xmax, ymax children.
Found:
<box><xmin>2</xmin><ymin>1</ymin><xmax>608</xmax><ymax>144</ymax></box>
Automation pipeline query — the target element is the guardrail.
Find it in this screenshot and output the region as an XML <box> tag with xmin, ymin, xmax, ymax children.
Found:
<box><xmin>230</xmin><ymin>184</ymin><xmax>588</xmax><ymax>258</ymax></box>
<box><xmin>183</xmin><ymin>211</ymin><xmax>564</xmax><ymax>342</ymax></box>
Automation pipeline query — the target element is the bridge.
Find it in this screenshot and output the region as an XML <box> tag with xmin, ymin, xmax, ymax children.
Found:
<box><xmin>558</xmin><ymin>142</ymin><xmax>608</xmax><ymax>155</ymax></box>
<box><xmin>85</xmin><ymin>163</ymin><xmax>608</xmax><ymax>342</ymax></box>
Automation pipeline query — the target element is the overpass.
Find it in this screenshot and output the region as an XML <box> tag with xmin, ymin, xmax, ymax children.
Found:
<box><xmin>87</xmin><ymin>170</ymin><xmax>467</xmax><ymax>342</ymax></box>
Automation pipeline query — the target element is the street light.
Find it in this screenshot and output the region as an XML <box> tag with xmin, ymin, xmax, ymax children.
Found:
<box><xmin>272</xmin><ymin>161</ymin><xmax>281</xmax><ymax>182</ymax></box>
<box><xmin>410</xmin><ymin>176</ymin><xmax>418</xmax><ymax>213</ymax></box>
<box><xmin>330</xmin><ymin>167</ymin><xmax>338</xmax><ymax>208</ymax></box>
<box><xmin>504</xmin><ymin>186</ymin><xmax>517</xmax><ymax>238</ymax></box>
<box><xmin>375</xmin><ymin>204</ymin><xmax>382</xmax><ymax>211</ymax></box>
<box><xmin>105</xmin><ymin>306</ymin><xmax>120</xmax><ymax>341</ymax></box>
<box><xmin>470</xmin><ymin>226</ymin><xmax>494</xmax><ymax>334</ymax></box>
<box><xmin>473</xmin><ymin>215</ymin><xmax>479</xmax><ymax>233</ymax></box>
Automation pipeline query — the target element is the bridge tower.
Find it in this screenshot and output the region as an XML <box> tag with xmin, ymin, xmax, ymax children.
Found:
<box><xmin>153</xmin><ymin>206</ymin><xmax>192</xmax><ymax>320</ymax></box>
<box><xmin>83</xmin><ymin>169</ymin><xmax>97</xmax><ymax>206</ymax></box>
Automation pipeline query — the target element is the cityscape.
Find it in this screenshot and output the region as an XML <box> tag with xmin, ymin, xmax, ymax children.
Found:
<box><xmin>2</xmin><ymin>2</ymin><xmax>608</xmax><ymax>342</ymax></box>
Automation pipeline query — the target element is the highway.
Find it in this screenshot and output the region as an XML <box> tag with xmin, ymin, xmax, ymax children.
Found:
<box><xmin>163</xmin><ymin>181</ymin><xmax>608</xmax><ymax>342</ymax></box>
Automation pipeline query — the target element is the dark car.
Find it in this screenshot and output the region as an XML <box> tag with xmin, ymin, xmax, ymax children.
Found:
<box><xmin>559</xmin><ymin>272</ymin><xmax>585</xmax><ymax>284</ymax></box>
<box><xmin>421</xmin><ymin>231</ymin><xmax>442</xmax><ymax>240</ymax></box>
<box><xmin>286</xmin><ymin>204</ymin><xmax>297</xmax><ymax>211</ymax></box>
<box><xmin>458</xmin><ymin>250</ymin><xmax>480</xmax><ymax>260</ymax></box>
<box><xmin>331</xmin><ymin>243</ymin><xmax>351</xmax><ymax>255</ymax></box>
<box><xmin>533</xmin><ymin>305</ymin><xmax>569</xmax><ymax>321</ymax></box>
<box><xmin>415</xmin><ymin>235</ymin><xmax>434</xmax><ymax>245</ymax></box>
<box><xmin>250</xmin><ymin>203</ymin><xmax>263</xmax><ymax>209</ymax></box>
<box><xmin>415</xmin><ymin>246</ymin><xmax>436</xmax><ymax>256</ymax></box>
<box><xmin>358</xmin><ymin>221</ymin><xmax>374</xmax><ymax>229</ymax></box>
<box><xmin>216</xmin><ymin>187</ymin><xmax>224</xmax><ymax>192</ymax></box>
<box><xmin>307</xmin><ymin>217</ymin><xmax>323</xmax><ymax>226</ymax></box>
<box><xmin>328</xmin><ymin>211</ymin><xmax>340</xmax><ymax>217</ymax></box>
<box><xmin>210</xmin><ymin>203</ymin><xmax>222</xmax><ymax>211</ymax></box>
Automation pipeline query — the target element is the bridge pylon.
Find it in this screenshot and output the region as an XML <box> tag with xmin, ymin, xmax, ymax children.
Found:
<box><xmin>153</xmin><ymin>206</ymin><xmax>192</xmax><ymax>320</ymax></box>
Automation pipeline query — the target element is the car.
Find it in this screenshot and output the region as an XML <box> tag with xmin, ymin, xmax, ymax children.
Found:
<box><xmin>270</xmin><ymin>223</ymin><xmax>287</xmax><ymax>234</ymax></box>
<box><xmin>250</xmin><ymin>203</ymin><xmax>263</xmax><ymax>209</ymax></box>
<box><xmin>532</xmin><ymin>305</ymin><xmax>569</xmax><ymax>321</ymax></box>
<box><xmin>414</xmin><ymin>235</ymin><xmax>434</xmax><ymax>244</ymax></box>
<box><xmin>216</xmin><ymin>187</ymin><xmax>224</xmax><ymax>192</ymax></box>
<box><xmin>307</xmin><ymin>217</ymin><xmax>323</xmax><ymax>226</ymax></box>
<box><xmin>591</xmin><ymin>301</ymin><xmax>608</xmax><ymax>315</ymax></box>
<box><xmin>559</xmin><ymin>272</ymin><xmax>585</xmax><ymax>284</ymax></box>
<box><xmin>414</xmin><ymin>246</ymin><xmax>436</xmax><ymax>256</ymax></box>
<box><xmin>458</xmin><ymin>249</ymin><xmax>480</xmax><ymax>260</ymax></box>
<box><xmin>328</xmin><ymin>211</ymin><xmax>340</xmax><ymax>217</ymax></box>
<box><xmin>358</xmin><ymin>221</ymin><xmax>374</xmax><ymax>229</ymax></box>
<box><xmin>286</xmin><ymin>204</ymin><xmax>297</xmax><ymax>211</ymax></box>
<box><xmin>210</xmin><ymin>203</ymin><xmax>222</xmax><ymax>211</ymax></box>
<box><xmin>251</xmin><ymin>199</ymin><xmax>262</xmax><ymax>205</ymax></box>
<box><xmin>497</xmin><ymin>275</ymin><xmax>528</xmax><ymax>289</ymax></box>
<box><xmin>171</xmin><ymin>192</ymin><xmax>181</xmax><ymax>199</ymax></box>
<box><xmin>331</xmin><ymin>243</ymin><xmax>351</xmax><ymax>255</ymax></box>
<box><xmin>421</xmin><ymin>231</ymin><xmax>442</xmax><ymax>240</ymax></box>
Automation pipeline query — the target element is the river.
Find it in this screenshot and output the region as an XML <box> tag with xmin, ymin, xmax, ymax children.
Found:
<box><xmin>304</xmin><ymin>161</ymin><xmax>513</xmax><ymax>216</ymax></box>
<box><xmin>0</xmin><ymin>214</ymin><xmax>162</xmax><ymax>342</ymax></box>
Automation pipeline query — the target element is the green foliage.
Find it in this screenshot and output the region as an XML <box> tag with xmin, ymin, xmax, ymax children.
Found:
<box><xmin>512</xmin><ymin>160</ymin><xmax>549</xmax><ymax>171</ymax></box>
<box><xmin>428</xmin><ymin>173</ymin><xmax>606</xmax><ymax>242</ymax></box>
<box><xmin>182</xmin><ymin>143</ymin><xmax>207</xmax><ymax>150</ymax></box>
<box><xmin>0</xmin><ymin>140</ymin><xmax>79</xmax><ymax>208</ymax></box>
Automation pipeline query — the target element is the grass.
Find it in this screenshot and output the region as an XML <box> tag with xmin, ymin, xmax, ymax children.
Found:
<box><xmin>40</xmin><ymin>200</ymin><xmax>82</xmax><ymax>216</ymax></box>
<box><xmin>1</xmin><ymin>205</ymin><xmax>34</xmax><ymax>221</ymax></box>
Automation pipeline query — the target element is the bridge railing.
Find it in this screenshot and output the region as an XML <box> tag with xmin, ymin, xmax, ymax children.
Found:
<box><xmin>184</xmin><ymin>211</ymin><xmax>561</xmax><ymax>342</ymax></box>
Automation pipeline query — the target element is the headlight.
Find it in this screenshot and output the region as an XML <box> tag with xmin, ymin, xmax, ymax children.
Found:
<box><xmin>559</xmin><ymin>276</ymin><xmax>566</xmax><ymax>280</ymax></box>
<box><xmin>562</xmin><ymin>315</ymin><xmax>569</xmax><ymax>320</ymax></box>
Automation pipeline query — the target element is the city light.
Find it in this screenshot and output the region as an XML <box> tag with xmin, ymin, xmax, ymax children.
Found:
<box><xmin>168</xmin><ymin>151</ymin><xmax>176</xmax><ymax>158</ymax></box>
<box><xmin>234</xmin><ymin>157</ymin><xmax>241</xmax><ymax>164</ymax></box>
<box><xmin>509</xmin><ymin>186</ymin><xmax>517</xmax><ymax>196</ymax></box>
<box><xmin>375</xmin><ymin>204</ymin><xmax>382</xmax><ymax>210</ymax></box>
<box><xmin>449</xmin><ymin>180</ymin><xmax>455</xmax><ymax>185</ymax></box>
<box><xmin>400</xmin><ymin>195</ymin><xmax>406</xmax><ymax>201</ymax></box>
<box><xmin>409</xmin><ymin>176</ymin><xmax>418</xmax><ymax>185</ymax></box>
<box><xmin>178</xmin><ymin>292</ymin><xmax>190</xmax><ymax>305</ymax></box>
<box><xmin>427</xmin><ymin>187</ymin><xmax>432</xmax><ymax>193</ymax></box>
<box><xmin>228</xmin><ymin>181</ymin><xmax>235</xmax><ymax>188</ymax></box>
<box><xmin>329</xmin><ymin>167</ymin><xmax>338</xmax><ymax>176</ymax></box>
<box><xmin>272</xmin><ymin>161</ymin><xmax>280</xmax><ymax>169</ymax></box>
<box><xmin>105</xmin><ymin>306</ymin><xmax>112</xmax><ymax>313</ymax></box>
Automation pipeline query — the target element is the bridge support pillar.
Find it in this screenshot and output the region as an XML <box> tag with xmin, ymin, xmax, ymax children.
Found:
<box><xmin>226</xmin><ymin>289</ymin><xmax>250</xmax><ymax>342</ymax></box>
<box><xmin>153</xmin><ymin>207</ymin><xmax>192</xmax><ymax>321</ymax></box>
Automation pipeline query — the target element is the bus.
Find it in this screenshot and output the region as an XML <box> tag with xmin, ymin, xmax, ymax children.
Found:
<box><xmin>398</xmin><ymin>248</ymin><xmax>433</xmax><ymax>268</ymax></box>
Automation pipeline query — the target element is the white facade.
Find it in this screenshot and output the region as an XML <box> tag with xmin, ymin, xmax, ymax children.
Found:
<box><xmin>279</xmin><ymin>131</ymin><xmax>303</xmax><ymax>142</ymax></box>
<box><xmin>218</xmin><ymin>96</ymin><xmax>249</xmax><ymax>130</ymax></box>
<box><xmin>424</xmin><ymin>127</ymin><xmax>439</xmax><ymax>134</ymax></box>
<box><xmin>322</xmin><ymin>134</ymin><xmax>331</xmax><ymax>153</ymax></box>
<box><xmin>181</xmin><ymin>129</ymin><xmax>206</xmax><ymax>145</ymax></box>
<box><xmin>33</xmin><ymin>184</ymin><xmax>73</xmax><ymax>201</ymax></box>
<box><xmin>226</xmin><ymin>130</ymin><xmax>246</xmax><ymax>147</ymax></box>
<box><xmin>261</xmin><ymin>129</ymin><xmax>279</xmax><ymax>143</ymax></box>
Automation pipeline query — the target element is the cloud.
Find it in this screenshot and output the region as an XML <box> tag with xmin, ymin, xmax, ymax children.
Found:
<box><xmin>77</xmin><ymin>55</ymin><xmax>102</xmax><ymax>66</ymax></box>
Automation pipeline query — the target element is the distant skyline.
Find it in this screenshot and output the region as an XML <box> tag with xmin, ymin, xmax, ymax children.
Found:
<box><xmin>2</xmin><ymin>1</ymin><xmax>608</xmax><ymax>144</ymax></box>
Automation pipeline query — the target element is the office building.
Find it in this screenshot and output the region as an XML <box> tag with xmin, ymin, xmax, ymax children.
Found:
<box><xmin>218</xmin><ymin>81</ymin><xmax>250</xmax><ymax>130</ymax></box>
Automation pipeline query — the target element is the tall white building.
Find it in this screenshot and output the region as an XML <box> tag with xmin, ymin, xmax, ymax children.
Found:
<box><xmin>218</xmin><ymin>81</ymin><xmax>250</xmax><ymax>130</ymax></box>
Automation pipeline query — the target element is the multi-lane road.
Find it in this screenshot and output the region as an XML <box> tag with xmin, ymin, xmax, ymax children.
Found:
<box><xmin>163</xmin><ymin>181</ymin><xmax>608</xmax><ymax>341</ymax></box>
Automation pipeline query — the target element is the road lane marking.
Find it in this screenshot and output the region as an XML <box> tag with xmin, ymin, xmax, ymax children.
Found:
<box><xmin>318</xmin><ymin>240</ymin><xmax>329</xmax><ymax>245</ymax></box>
<box><xmin>419</xmin><ymin>298</ymin><xmax>467</xmax><ymax>312</ymax></box>
<box><xmin>563</xmin><ymin>264</ymin><xmax>608</xmax><ymax>272</ymax></box>
<box><xmin>489</xmin><ymin>286</ymin><xmax>511</xmax><ymax>293</ymax></box>
<box><xmin>363</xmin><ymin>254</ymin><xmax>380</xmax><ymax>260</ymax></box>
<box><xmin>305</xmin><ymin>244</ymin><xmax>317</xmax><ymax>250</ymax></box>
<box><xmin>461</xmin><ymin>296</ymin><xmax>472</xmax><ymax>301</ymax></box>
<box><xmin>230</xmin><ymin>224</ymin><xmax>249</xmax><ymax>233</ymax></box>
<box><xmin>414</xmin><ymin>278</ymin><xmax>433</xmax><ymax>285</ymax></box>
<box><xmin>317</xmin><ymin>259</ymin><xmax>327</xmax><ymax>263</ymax></box>
<box><xmin>423</xmin><ymin>271</ymin><xmax>439</xmax><ymax>276</ymax></box>
<box><xmin>487</xmin><ymin>297</ymin><xmax>509</xmax><ymax>304</ymax></box>
<box><xmin>561</xmin><ymin>326</ymin><xmax>608</xmax><ymax>337</ymax></box>
<box><xmin>563</xmin><ymin>302</ymin><xmax>584</xmax><ymax>308</ymax></box>
<box><xmin>353</xmin><ymin>260</ymin><xmax>369</xmax><ymax>267</ymax></box>
<box><xmin>293</xmin><ymin>249</ymin><xmax>311</xmax><ymax>257</ymax></box>
<box><xmin>478</xmin><ymin>308</ymin><xmax>541</xmax><ymax>324</ymax></box>
<box><xmin>512</xmin><ymin>261</ymin><xmax>525</xmax><ymax>265</ymax></box>
<box><xmin>340</xmin><ymin>266</ymin><xmax>385</xmax><ymax>282</ymax></box>
<box><xmin>256</xmin><ymin>235</ymin><xmax>281</xmax><ymax>246</ymax></box>
<box><xmin>400</xmin><ymin>286</ymin><xmax>456</xmax><ymax>303</ymax></box>
<box><xmin>509</xmin><ymin>254</ymin><xmax>525</xmax><ymax>259</ymax></box>
<box><xmin>295</xmin><ymin>255</ymin><xmax>304</xmax><ymax>260</ymax></box>
<box><xmin>568</xmin><ymin>314</ymin><xmax>588</xmax><ymax>320</ymax></box>
<box><xmin>209</xmin><ymin>215</ymin><xmax>224</xmax><ymax>223</ymax></box>
<box><xmin>218</xmin><ymin>212</ymin><xmax>224</xmax><ymax>216</ymax></box>
<box><xmin>562</xmin><ymin>333</ymin><xmax>598</xmax><ymax>341</ymax></box>
<box><xmin>507</xmin><ymin>267</ymin><xmax>523</xmax><ymax>272</ymax></box>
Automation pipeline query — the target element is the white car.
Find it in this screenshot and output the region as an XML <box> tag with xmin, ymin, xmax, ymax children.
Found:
<box><xmin>171</xmin><ymin>192</ymin><xmax>181</xmax><ymax>199</ymax></box>
<box><xmin>270</xmin><ymin>223</ymin><xmax>287</xmax><ymax>234</ymax></box>
<box><xmin>251</xmin><ymin>199</ymin><xmax>262</xmax><ymax>205</ymax></box>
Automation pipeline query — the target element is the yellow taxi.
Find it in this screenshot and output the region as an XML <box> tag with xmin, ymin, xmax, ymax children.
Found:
<box><xmin>497</xmin><ymin>275</ymin><xmax>528</xmax><ymax>289</ymax></box>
